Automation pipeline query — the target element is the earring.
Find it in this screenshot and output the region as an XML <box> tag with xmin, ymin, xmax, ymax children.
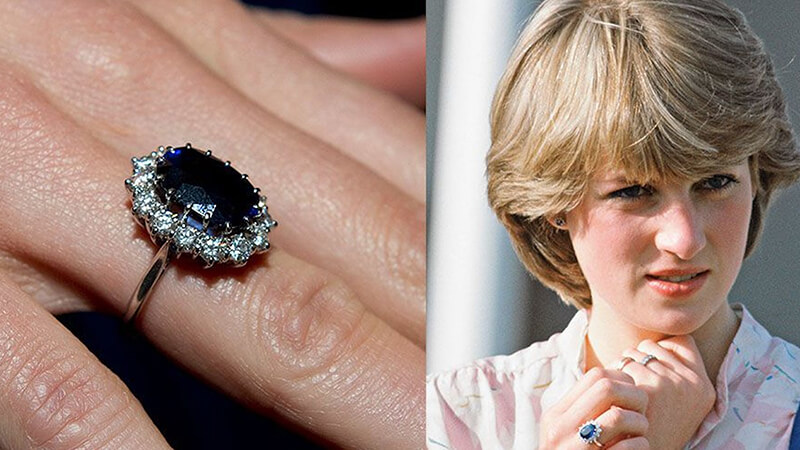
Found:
<box><xmin>554</xmin><ymin>217</ymin><xmax>566</xmax><ymax>227</ymax></box>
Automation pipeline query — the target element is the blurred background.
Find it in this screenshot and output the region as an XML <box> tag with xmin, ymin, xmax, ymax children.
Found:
<box><xmin>427</xmin><ymin>0</ymin><xmax>800</xmax><ymax>374</ymax></box>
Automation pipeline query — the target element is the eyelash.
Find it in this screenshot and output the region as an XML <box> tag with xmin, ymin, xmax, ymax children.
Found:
<box><xmin>698</xmin><ymin>174</ymin><xmax>739</xmax><ymax>192</ymax></box>
<box><xmin>608</xmin><ymin>174</ymin><xmax>739</xmax><ymax>201</ymax></box>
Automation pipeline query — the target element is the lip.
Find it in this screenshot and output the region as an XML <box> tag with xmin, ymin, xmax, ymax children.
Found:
<box><xmin>647</xmin><ymin>267</ymin><xmax>709</xmax><ymax>277</ymax></box>
<box><xmin>645</xmin><ymin>269</ymin><xmax>709</xmax><ymax>298</ymax></box>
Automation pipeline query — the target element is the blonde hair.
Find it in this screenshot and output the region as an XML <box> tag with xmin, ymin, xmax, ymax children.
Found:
<box><xmin>487</xmin><ymin>0</ymin><xmax>800</xmax><ymax>309</ymax></box>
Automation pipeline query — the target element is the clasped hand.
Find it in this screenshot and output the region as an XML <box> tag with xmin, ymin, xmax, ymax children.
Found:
<box><xmin>540</xmin><ymin>336</ymin><xmax>715</xmax><ymax>449</ymax></box>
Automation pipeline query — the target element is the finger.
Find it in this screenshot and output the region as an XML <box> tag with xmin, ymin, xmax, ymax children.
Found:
<box><xmin>0</xmin><ymin>73</ymin><xmax>423</xmax><ymax>449</ymax></box>
<box><xmin>635</xmin><ymin>340</ymin><xmax>680</xmax><ymax>372</ymax></box>
<box><xmin>126</xmin><ymin>0</ymin><xmax>426</xmax><ymax>202</ymax></box>
<box><xmin>553</xmin><ymin>367</ymin><xmax>636</xmax><ymax>414</ymax></box>
<box><xmin>654</xmin><ymin>335</ymin><xmax>708</xmax><ymax>376</ymax></box>
<box><xmin>608</xmin><ymin>436</ymin><xmax>650</xmax><ymax>450</ymax></box>
<box><xmin>593</xmin><ymin>406</ymin><xmax>648</xmax><ymax>447</ymax></box>
<box><xmin>0</xmin><ymin>250</ymin><xmax>97</xmax><ymax>315</ymax></box>
<box><xmin>566</xmin><ymin>377</ymin><xmax>648</xmax><ymax>419</ymax></box>
<box><xmin>148</xmin><ymin>254</ymin><xmax>426</xmax><ymax>450</ymax></box>
<box><xmin>253</xmin><ymin>11</ymin><xmax>426</xmax><ymax>108</ymax></box>
<box><xmin>0</xmin><ymin>0</ymin><xmax>425</xmax><ymax>346</ymax></box>
<box><xmin>636</xmin><ymin>339</ymin><xmax>696</xmax><ymax>380</ymax></box>
<box><xmin>0</xmin><ymin>274</ymin><xmax>168</xmax><ymax>449</ymax></box>
<box><xmin>620</xmin><ymin>348</ymin><xmax>671</xmax><ymax>378</ymax></box>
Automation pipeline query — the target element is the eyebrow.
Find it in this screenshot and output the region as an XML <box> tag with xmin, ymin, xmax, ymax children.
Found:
<box><xmin>595</xmin><ymin>176</ymin><xmax>635</xmax><ymax>184</ymax></box>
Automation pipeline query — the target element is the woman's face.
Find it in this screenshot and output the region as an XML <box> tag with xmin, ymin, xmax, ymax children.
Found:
<box><xmin>565</xmin><ymin>162</ymin><xmax>754</xmax><ymax>335</ymax></box>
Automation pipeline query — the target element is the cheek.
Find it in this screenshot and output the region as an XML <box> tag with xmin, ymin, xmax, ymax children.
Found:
<box><xmin>709</xmin><ymin>194</ymin><xmax>752</xmax><ymax>266</ymax></box>
<box><xmin>569</xmin><ymin>211</ymin><xmax>645</xmax><ymax>291</ymax></box>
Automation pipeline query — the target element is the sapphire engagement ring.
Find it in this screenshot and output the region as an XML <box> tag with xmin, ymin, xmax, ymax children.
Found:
<box><xmin>124</xmin><ymin>144</ymin><xmax>277</xmax><ymax>324</ymax></box>
<box><xmin>578</xmin><ymin>419</ymin><xmax>604</xmax><ymax>447</ymax></box>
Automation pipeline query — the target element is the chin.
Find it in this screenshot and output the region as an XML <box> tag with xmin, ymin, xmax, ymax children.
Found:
<box><xmin>633</xmin><ymin>307</ymin><xmax>710</xmax><ymax>336</ymax></box>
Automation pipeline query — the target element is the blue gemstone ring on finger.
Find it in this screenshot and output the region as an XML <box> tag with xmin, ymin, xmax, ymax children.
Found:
<box><xmin>124</xmin><ymin>144</ymin><xmax>277</xmax><ymax>324</ymax></box>
<box><xmin>578</xmin><ymin>419</ymin><xmax>604</xmax><ymax>447</ymax></box>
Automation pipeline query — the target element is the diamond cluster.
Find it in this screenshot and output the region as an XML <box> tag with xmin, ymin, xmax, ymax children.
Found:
<box><xmin>125</xmin><ymin>145</ymin><xmax>276</xmax><ymax>267</ymax></box>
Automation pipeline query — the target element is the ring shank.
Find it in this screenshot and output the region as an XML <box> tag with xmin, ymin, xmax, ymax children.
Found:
<box><xmin>125</xmin><ymin>240</ymin><xmax>175</xmax><ymax>324</ymax></box>
<box><xmin>640</xmin><ymin>354</ymin><xmax>658</xmax><ymax>367</ymax></box>
<box><xmin>616</xmin><ymin>356</ymin><xmax>636</xmax><ymax>371</ymax></box>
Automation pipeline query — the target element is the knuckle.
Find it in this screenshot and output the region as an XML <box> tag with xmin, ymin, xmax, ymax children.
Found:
<box><xmin>627</xmin><ymin>409</ymin><xmax>650</xmax><ymax>435</ymax></box>
<box><xmin>14</xmin><ymin>350</ymin><xmax>132</xmax><ymax>448</ymax></box>
<box><xmin>585</xmin><ymin>366</ymin><xmax>606</xmax><ymax>383</ymax></box>
<box><xmin>699</xmin><ymin>382</ymin><xmax>716</xmax><ymax>409</ymax></box>
<box><xmin>640</xmin><ymin>412</ymin><xmax>650</xmax><ymax>431</ymax></box>
<box><xmin>0</xmin><ymin>284</ymin><xmax>138</xmax><ymax>449</ymax></box>
<box><xmin>8</xmin><ymin>0</ymin><xmax>209</xmax><ymax>134</ymax></box>
<box><xmin>245</xmin><ymin>264</ymin><xmax>368</xmax><ymax>380</ymax></box>
<box><xmin>651</xmin><ymin>375</ymin><xmax>668</xmax><ymax>390</ymax></box>
<box><xmin>617</xmin><ymin>370</ymin><xmax>635</xmax><ymax>384</ymax></box>
<box><xmin>596</xmin><ymin>378</ymin><xmax>618</xmax><ymax>397</ymax></box>
<box><xmin>12</xmin><ymin>0</ymin><xmax>164</xmax><ymax>95</ymax></box>
<box><xmin>605</xmin><ymin>407</ymin><xmax>625</xmax><ymax>428</ymax></box>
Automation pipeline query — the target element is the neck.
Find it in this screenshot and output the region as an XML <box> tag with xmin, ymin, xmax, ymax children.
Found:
<box><xmin>584</xmin><ymin>302</ymin><xmax>740</xmax><ymax>383</ymax></box>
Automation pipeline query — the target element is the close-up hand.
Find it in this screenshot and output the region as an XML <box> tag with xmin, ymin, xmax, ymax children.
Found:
<box><xmin>0</xmin><ymin>0</ymin><xmax>424</xmax><ymax>448</ymax></box>
<box><xmin>539</xmin><ymin>367</ymin><xmax>650</xmax><ymax>449</ymax></box>
<box><xmin>620</xmin><ymin>337</ymin><xmax>716</xmax><ymax>450</ymax></box>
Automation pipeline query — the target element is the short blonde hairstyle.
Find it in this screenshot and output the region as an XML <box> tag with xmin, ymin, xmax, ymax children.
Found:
<box><xmin>487</xmin><ymin>0</ymin><xmax>800</xmax><ymax>309</ymax></box>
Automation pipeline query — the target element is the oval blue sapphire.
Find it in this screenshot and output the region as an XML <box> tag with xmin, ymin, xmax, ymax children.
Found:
<box><xmin>156</xmin><ymin>146</ymin><xmax>260</xmax><ymax>235</ymax></box>
<box><xmin>579</xmin><ymin>423</ymin><xmax>597</xmax><ymax>440</ymax></box>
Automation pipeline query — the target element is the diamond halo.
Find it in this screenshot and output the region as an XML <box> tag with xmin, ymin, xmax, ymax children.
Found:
<box><xmin>125</xmin><ymin>144</ymin><xmax>277</xmax><ymax>268</ymax></box>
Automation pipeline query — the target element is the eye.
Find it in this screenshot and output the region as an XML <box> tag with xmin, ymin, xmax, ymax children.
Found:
<box><xmin>697</xmin><ymin>174</ymin><xmax>738</xmax><ymax>192</ymax></box>
<box><xmin>609</xmin><ymin>184</ymin><xmax>653</xmax><ymax>200</ymax></box>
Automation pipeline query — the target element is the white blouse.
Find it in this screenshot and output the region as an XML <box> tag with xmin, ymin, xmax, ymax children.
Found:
<box><xmin>427</xmin><ymin>304</ymin><xmax>800</xmax><ymax>449</ymax></box>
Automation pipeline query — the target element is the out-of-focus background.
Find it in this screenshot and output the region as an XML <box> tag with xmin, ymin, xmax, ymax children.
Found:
<box><xmin>427</xmin><ymin>0</ymin><xmax>800</xmax><ymax>374</ymax></box>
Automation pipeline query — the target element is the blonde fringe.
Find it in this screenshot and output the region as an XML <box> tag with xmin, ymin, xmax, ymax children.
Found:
<box><xmin>487</xmin><ymin>0</ymin><xmax>800</xmax><ymax>308</ymax></box>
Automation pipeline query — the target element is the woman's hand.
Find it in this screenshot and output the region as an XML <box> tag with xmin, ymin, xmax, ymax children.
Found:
<box><xmin>620</xmin><ymin>336</ymin><xmax>716</xmax><ymax>450</ymax></box>
<box><xmin>0</xmin><ymin>0</ymin><xmax>424</xmax><ymax>448</ymax></box>
<box><xmin>539</xmin><ymin>367</ymin><xmax>650</xmax><ymax>449</ymax></box>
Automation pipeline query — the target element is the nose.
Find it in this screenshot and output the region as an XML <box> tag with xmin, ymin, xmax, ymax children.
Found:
<box><xmin>653</xmin><ymin>198</ymin><xmax>706</xmax><ymax>260</ymax></box>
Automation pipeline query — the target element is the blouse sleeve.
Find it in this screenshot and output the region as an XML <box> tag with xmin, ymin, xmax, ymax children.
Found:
<box><xmin>426</xmin><ymin>368</ymin><xmax>488</xmax><ymax>449</ymax></box>
<box><xmin>426</xmin><ymin>364</ymin><xmax>522</xmax><ymax>450</ymax></box>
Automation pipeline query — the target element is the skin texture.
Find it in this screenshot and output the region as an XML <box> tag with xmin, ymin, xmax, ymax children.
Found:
<box><xmin>0</xmin><ymin>0</ymin><xmax>424</xmax><ymax>448</ymax></box>
<box><xmin>572</xmin><ymin>163</ymin><xmax>752</xmax><ymax>345</ymax></box>
<box><xmin>541</xmin><ymin>163</ymin><xmax>753</xmax><ymax>448</ymax></box>
<box><xmin>253</xmin><ymin>12</ymin><xmax>426</xmax><ymax>109</ymax></box>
